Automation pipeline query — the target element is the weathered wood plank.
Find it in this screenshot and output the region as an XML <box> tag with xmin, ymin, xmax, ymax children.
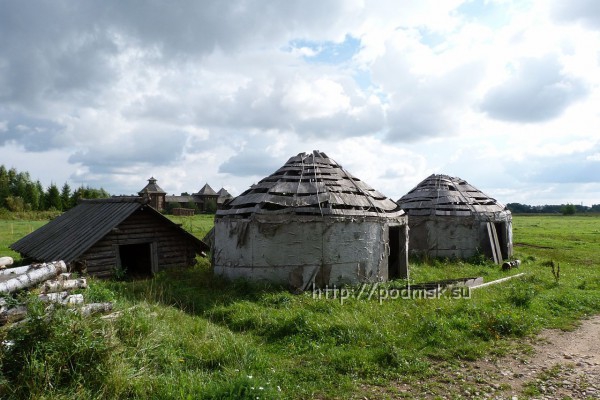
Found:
<box><xmin>486</xmin><ymin>222</ymin><xmax>502</xmax><ymax>264</ymax></box>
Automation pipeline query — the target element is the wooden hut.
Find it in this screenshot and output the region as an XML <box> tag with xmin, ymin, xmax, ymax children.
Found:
<box><xmin>397</xmin><ymin>174</ymin><xmax>513</xmax><ymax>263</ymax></box>
<box><xmin>213</xmin><ymin>150</ymin><xmax>409</xmax><ymax>290</ymax></box>
<box><xmin>11</xmin><ymin>197</ymin><xmax>208</xmax><ymax>278</ymax></box>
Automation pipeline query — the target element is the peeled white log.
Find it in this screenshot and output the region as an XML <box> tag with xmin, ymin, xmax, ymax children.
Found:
<box><xmin>0</xmin><ymin>257</ymin><xmax>14</xmax><ymax>268</ymax></box>
<box><xmin>38</xmin><ymin>292</ymin><xmax>84</xmax><ymax>305</ymax></box>
<box><xmin>58</xmin><ymin>273</ymin><xmax>72</xmax><ymax>281</ymax></box>
<box><xmin>38</xmin><ymin>291</ymin><xmax>69</xmax><ymax>303</ymax></box>
<box><xmin>0</xmin><ymin>265</ymin><xmax>32</xmax><ymax>276</ymax></box>
<box><xmin>41</xmin><ymin>278</ymin><xmax>87</xmax><ymax>293</ymax></box>
<box><xmin>0</xmin><ymin>261</ymin><xmax>67</xmax><ymax>294</ymax></box>
<box><xmin>79</xmin><ymin>302</ymin><xmax>113</xmax><ymax>316</ymax></box>
<box><xmin>65</xmin><ymin>294</ymin><xmax>84</xmax><ymax>305</ymax></box>
<box><xmin>0</xmin><ymin>262</ymin><xmax>65</xmax><ymax>277</ymax></box>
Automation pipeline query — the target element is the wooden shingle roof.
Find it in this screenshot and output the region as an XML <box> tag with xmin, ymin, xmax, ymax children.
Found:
<box><xmin>217</xmin><ymin>188</ymin><xmax>232</xmax><ymax>198</ymax></box>
<box><xmin>195</xmin><ymin>183</ymin><xmax>217</xmax><ymax>196</ymax></box>
<box><xmin>11</xmin><ymin>197</ymin><xmax>208</xmax><ymax>263</ymax></box>
<box><xmin>138</xmin><ymin>177</ymin><xmax>166</xmax><ymax>195</ymax></box>
<box><xmin>217</xmin><ymin>150</ymin><xmax>404</xmax><ymax>218</ymax></box>
<box><xmin>397</xmin><ymin>174</ymin><xmax>508</xmax><ymax>217</ymax></box>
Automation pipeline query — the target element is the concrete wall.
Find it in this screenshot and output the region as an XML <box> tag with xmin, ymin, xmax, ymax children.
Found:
<box><xmin>407</xmin><ymin>214</ymin><xmax>513</xmax><ymax>260</ymax></box>
<box><xmin>214</xmin><ymin>216</ymin><xmax>405</xmax><ymax>289</ymax></box>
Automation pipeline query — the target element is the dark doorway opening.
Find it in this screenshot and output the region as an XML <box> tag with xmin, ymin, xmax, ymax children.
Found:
<box><xmin>119</xmin><ymin>243</ymin><xmax>152</xmax><ymax>278</ymax></box>
<box><xmin>388</xmin><ymin>226</ymin><xmax>408</xmax><ymax>280</ymax></box>
<box><xmin>388</xmin><ymin>227</ymin><xmax>400</xmax><ymax>279</ymax></box>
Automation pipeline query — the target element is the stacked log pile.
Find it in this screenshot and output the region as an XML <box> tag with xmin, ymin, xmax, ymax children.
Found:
<box><xmin>0</xmin><ymin>260</ymin><xmax>113</xmax><ymax>325</ymax></box>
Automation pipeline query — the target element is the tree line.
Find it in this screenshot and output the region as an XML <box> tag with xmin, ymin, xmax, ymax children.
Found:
<box><xmin>507</xmin><ymin>202</ymin><xmax>600</xmax><ymax>214</ymax></box>
<box><xmin>0</xmin><ymin>165</ymin><xmax>110</xmax><ymax>212</ymax></box>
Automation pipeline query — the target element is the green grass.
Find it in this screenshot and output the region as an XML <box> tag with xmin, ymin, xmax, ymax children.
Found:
<box><xmin>0</xmin><ymin>214</ymin><xmax>599</xmax><ymax>399</ymax></box>
<box><xmin>0</xmin><ymin>219</ymin><xmax>50</xmax><ymax>262</ymax></box>
<box><xmin>166</xmin><ymin>214</ymin><xmax>215</xmax><ymax>241</ymax></box>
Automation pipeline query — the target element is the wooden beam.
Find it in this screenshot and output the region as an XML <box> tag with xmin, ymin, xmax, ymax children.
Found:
<box><xmin>470</xmin><ymin>273</ymin><xmax>526</xmax><ymax>290</ymax></box>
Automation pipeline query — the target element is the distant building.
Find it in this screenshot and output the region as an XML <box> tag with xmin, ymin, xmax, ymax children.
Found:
<box><xmin>138</xmin><ymin>177</ymin><xmax>166</xmax><ymax>211</ymax></box>
<box><xmin>138</xmin><ymin>177</ymin><xmax>233</xmax><ymax>213</ymax></box>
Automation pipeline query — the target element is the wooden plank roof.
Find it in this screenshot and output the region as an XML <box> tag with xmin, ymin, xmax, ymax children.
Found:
<box><xmin>217</xmin><ymin>150</ymin><xmax>404</xmax><ymax>218</ymax></box>
<box><xmin>397</xmin><ymin>174</ymin><xmax>508</xmax><ymax>216</ymax></box>
<box><xmin>195</xmin><ymin>183</ymin><xmax>217</xmax><ymax>196</ymax></box>
<box><xmin>138</xmin><ymin>177</ymin><xmax>166</xmax><ymax>194</ymax></box>
<box><xmin>11</xmin><ymin>197</ymin><xmax>208</xmax><ymax>263</ymax></box>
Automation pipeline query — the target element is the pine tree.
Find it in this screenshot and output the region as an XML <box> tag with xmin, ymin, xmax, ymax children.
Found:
<box><xmin>46</xmin><ymin>183</ymin><xmax>62</xmax><ymax>211</ymax></box>
<box><xmin>61</xmin><ymin>183</ymin><xmax>72</xmax><ymax>210</ymax></box>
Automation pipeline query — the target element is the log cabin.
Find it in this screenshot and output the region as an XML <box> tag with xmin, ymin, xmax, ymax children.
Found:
<box><xmin>11</xmin><ymin>197</ymin><xmax>208</xmax><ymax>278</ymax></box>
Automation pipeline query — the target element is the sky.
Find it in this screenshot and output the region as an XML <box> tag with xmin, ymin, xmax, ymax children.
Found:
<box><xmin>0</xmin><ymin>0</ymin><xmax>599</xmax><ymax>206</ymax></box>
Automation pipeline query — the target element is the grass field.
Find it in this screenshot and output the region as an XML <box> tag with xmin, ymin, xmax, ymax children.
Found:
<box><xmin>0</xmin><ymin>214</ymin><xmax>598</xmax><ymax>399</ymax></box>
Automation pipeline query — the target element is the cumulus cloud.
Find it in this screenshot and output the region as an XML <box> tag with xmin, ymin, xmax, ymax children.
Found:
<box><xmin>68</xmin><ymin>129</ymin><xmax>189</xmax><ymax>173</ymax></box>
<box><xmin>551</xmin><ymin>0</ymin><xmax>600</xmax><ymax>28</ymax></box>
<box><xmin>480</xmin><ymin>54</ymin><xmax>588</xmax><ymax>122</ymax></box>
<box><xmin>0</xmin><ymin>0</ymin><xmax>598</xmax><ymax>205</ymax></box>
<box><xmin>0</xmin><ymin>112</ymin><xmax>66</xmax><ymax>151</ymax></box>
<box><xmin>219</xmin><ymin>146</ymin><xmax>285</xmax><ymax>178</ymax></box>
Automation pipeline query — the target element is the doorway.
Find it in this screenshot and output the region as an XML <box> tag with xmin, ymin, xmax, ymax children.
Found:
<box><xmin>118</xmin><ymin>242</ymin><xmax>154</xmax><ymax>278</ymax></box>
<box><xmin>388</xmin><ymin>225</ymin><xmax>408</xmax><ymax>280</ymax></box>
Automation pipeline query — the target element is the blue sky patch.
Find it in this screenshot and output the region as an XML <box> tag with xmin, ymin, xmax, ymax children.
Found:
<box><xmin>287</xmin><ymin>35</ymin><xmax>361</xmax><ymax>64</ymax></box>
<box><xmin>457</xmin><ymin>0</ymin><xmax>511</xmax><ymax>29</ymax></box>
<box><xmin>417</xmin><ymin>26</ymin><xmax>446</xmax><ymax>48</ymax></box>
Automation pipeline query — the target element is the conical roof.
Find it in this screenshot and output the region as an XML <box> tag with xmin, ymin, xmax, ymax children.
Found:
<box><xmin>138</xmin><ymin>177</ymin><xmax>166</xmax><ymax>195</ymax></box>
<box><xmin>217</xmin><ymin>187</ymin><xmax>232</xmax><ymax>198</ymax></box>
<box><xmin>217</xmin><ymin>150</ymin><xmax>404</xmax><ymax>218</ymax></box>
<box><xmin>195</xmin><ymin>183</ymin><xmax>217</xmax><ymax>196</ymax></box>
<box><xmin>398</xmin><ymin>174</ymin><xmax>508</xmax><ymax>216</ymax></box>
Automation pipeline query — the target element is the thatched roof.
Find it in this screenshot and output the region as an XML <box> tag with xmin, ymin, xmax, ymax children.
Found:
<box><xmin>217</xmin><ymin>150</ymin><xmax>404</xmax><ymax>218</ymax></box>
<box><xmin>398</xmin><ymin>174</ymin><xmax>508</xmax><ymax>217</ymax></box>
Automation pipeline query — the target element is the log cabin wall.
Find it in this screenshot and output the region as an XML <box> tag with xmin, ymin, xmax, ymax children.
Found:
<box><xmin>79</xmin><ymin>209</ymin><xmax>199</xmax><ymax>278</ymax></box>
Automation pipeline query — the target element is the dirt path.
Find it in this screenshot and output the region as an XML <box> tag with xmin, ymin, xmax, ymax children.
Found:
<box><xmin>483</xmin><ymin>314</ymin><xmax>600</xmax><ymax>399</ymax></box>
<box><xmin>360</xmin><ymin>315</ymin><xmax>600</xmax><ymax>399</ymax></box>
